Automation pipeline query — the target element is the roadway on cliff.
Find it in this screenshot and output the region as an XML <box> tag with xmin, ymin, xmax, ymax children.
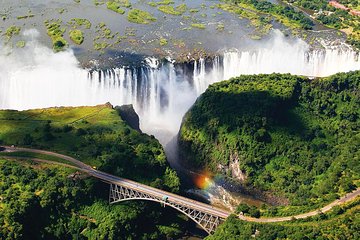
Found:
<box><xmin>1</xmin><ymin>146</ymin><xmax>359</xmax><ymax>225</ymax></box>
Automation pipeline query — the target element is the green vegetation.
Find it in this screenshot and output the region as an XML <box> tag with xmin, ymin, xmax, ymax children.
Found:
<box><xmin>16</xmin><ymin>14</ymin><xmax>35</xmax><ymax>20</ymax></box>
<box><xmin>216</xmin><ymin>23</ymin><xmax>225</xmax><ymax>31</ymax></box>
<box><xmin>67</xmin><ymin>18</ymin><xmax>90</xmax><ymax>45</ymax></box>
<box><xmin>93</xmin><ymin>0</ymin><xmax>105</xmax><ymax>6</ymax></box>
<box><xmin>191</xmin><ymin>23</ymin><xmax>206</xmax><ymax>29</ymax></box>
<box><xmin>148</xmin><ymin>0</ymin><xmax>174</xmax><ymax>7</ymax></box>
<box><xmin>93</xmin><ymin>22</ymin><xmax>118</xmax><ymax>50</ymax></box>
<box><xmin>0</xmin><ymin>104</ymin><xmax>185</xmax><ymax>238</ymax></box>
<box><xmin>0</xmin><ymin>158</ymin><xmax>186</xmax><ymax>239</ymax></box>
<box><xmin>68</xmin><ymin>18</ymin><xmax>92</xmax><ymax>29</ymax></box>
<box><xmin>189</xmin><ymin>8</ymin><xmax>200</xmax><ymax>13</ymax></box>
<box><xmin>69</xmin><ymin>29</ymin><xmax>84</xmax><ymax>44</ymax></box>
<box><xmin>289</xmin><ymin>0</ymin><xmax>360</xmax><ymax>49</ymax></box>
<box><xmin>208</xmin><ymin>199</ymin><xmax>360</xmax><ymax>239</ymax></box>
<box><xmin>96</xmin><ymin>22</ymin><xmax>115</xmax><ymax>39</ymax></box>
<box><xmin>159</xmin><ymin>37</ymin><xmax>168</xmax><ymax>46</ymax></box>
<box><xmin>5</xmin><ymin>26</ymin><xmax>21</xmax><ymax>39</ymax></box>
<box><xmin>220</xmin><ymin>0</ymin><xmax>314</xmax><ymax>31</ymax></box>
<box><xmin>180</xmin><ymin>72</ymin><xmax>360</xmax><ymax>214</ymax></box>
<box><xmin>0</xmin><ymin>104</ymin><xmax>179</xmax><ymax>187</ymax></box>
<box><xmin>58</xmin><ymin>8</ymin><xmax>66</xmax><ymax>14</ymax></box>
<box><xmin>44</xmin><ymin>20</ymin><xmax>67</xmax><ymax>52</ymax></box>
<box><xmin>158</xmin><ymin>4</ymin><xmax>187</xmax><ymax>15</ymax></box>
<box><xmin>106</xmin><ymin>1</ymin><xmax>126</xmax><ymax>14</ymax></box>
<box><xmin>15</xmin><ymin>40</ymin><xmax>26</xmax><ymax>48</ymax></box>
<box><xmin>93</xmin><ymin>41</ymin><xmax>109</xmax><ymax>50</ymax></box>
<box><xmin>127</xmin><ymin>9</ymin><xmax>157</xmax><ymax>24</ymax></box>
<box><xmin>217</xmin><ymin>3</ymin><xmax>273</xmax><ymax>37</ymax></box>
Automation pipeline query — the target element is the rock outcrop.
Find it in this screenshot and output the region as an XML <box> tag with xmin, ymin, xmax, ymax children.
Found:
<box><xmin>116</xmin><ymin>104</ymin><xmax>141</xmax><ymax>132</ymax></box>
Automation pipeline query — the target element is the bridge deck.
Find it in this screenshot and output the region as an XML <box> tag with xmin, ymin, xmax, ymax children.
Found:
<box><xmin>3</xmin><ymin>146</ymin><xmax>230</xmax><ymax>219</ymax></box>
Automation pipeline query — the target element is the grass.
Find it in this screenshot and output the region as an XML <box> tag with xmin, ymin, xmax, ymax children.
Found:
<box><xmin>216</xmin><ymin>23</ymin><xmax>225</xmax><ymax>31</ymax></box>
<box><xmin>189</xmin><ymin>9</ymin><xmax>199</xmax><ymax>13</ymax></box>
<box><xmin>106</xmin><ymin>1</ymin><xmax>126</xmax><ymax>14</ymax></box>
<box><xmin>92</xmin><ymin>22</ymin><xmax>117</xmax><ymax>51</ymax></box>
<box><xmin>216</xmin><ymin>3</ymin><xmax>272</xmax><ymax>36</ymax></box>
<box><xmin>93</xmin><ymin>0</ymin><xmax>105</xmax><ymax>6</ymax></box>
<box><xmin>5</xmin><ymin>26</ymin><xmax>21</xmax><ymax>39</ymax></box>
<box><xmin>191</xmin><ymin>23</ymin><xmax>206</xmax><ymax>29</ymax></box>
<box><xmin>16</xmin><ymin>40</ymin><xmax>26</xmax><ymax>48</ymax></box>
<box><xmin>44</xmin><ymin>20</ymin><xmax>67</xmax><ymax>51</ymax></box>
<box><xmin>68</xmin><ymin>18</ymin><xmax>92</xmax><ymax>29</ymax></box>
<box><xmin>0</xmin><ymin>104</ymin><xmax>121</xmax><ymax>167</ymax></box>
<box><xmin>58</xmin><ymin>8</ymin><xmax>66</xmax><ymax>14</ymax></box>
<box><xmin>128</xmin><ymin>9</ymin><xmax>157</xmax><ymax>24</ymax></box>
<box><xmin>159</xmin><ymin>37</ymin><xmax>168</xmax><ymax>46</ymax></box>
<box><xmin>69</xmin><ymin>29</ymin><xmax>84</xmax><ymax>45</ymax></box>
<box><xmin>16</xmin><ymin>14</ymin><xmax>35</xmax><ymax>20</ymax></box>
<box><xmin>157</xmin><ymin>4</ymin><xmax>187</xmax><ymax>15</ymax></box>
<box><xmin>148</xmin><ymin>0</ymin><xmax>174</xmax><ymax>7</ymax></box>
<box><xmin>93</xmin><ymin>41</ymin><xmax>109</xmax><ymax>50</ymax></box>
<box><xmin>0</xmin><ymin>104</ymin><xmax>171</xmax><ymax>187</ymax></box>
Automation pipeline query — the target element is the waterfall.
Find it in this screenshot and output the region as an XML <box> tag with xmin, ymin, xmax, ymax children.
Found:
<box><xmin>1</xmin><ymin>29</ymin><xmax>360</xmax><ymax>145</ymax></box>
<box><xmin>220</xmin><ymin>48</ymin><xmax>359</xmax><ymax>78</ymax></box>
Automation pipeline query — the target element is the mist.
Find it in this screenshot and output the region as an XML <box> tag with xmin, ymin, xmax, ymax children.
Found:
<box><xmin>0</xmin><ymin>29</ymin><xmax>360</xmax><ymax>147</ymax></box>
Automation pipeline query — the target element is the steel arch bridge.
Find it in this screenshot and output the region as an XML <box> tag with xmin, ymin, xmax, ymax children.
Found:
<box><xmin>109</xmin><ymin>183</ymin><xmax>225</xmax><ymax>234</ymax></box>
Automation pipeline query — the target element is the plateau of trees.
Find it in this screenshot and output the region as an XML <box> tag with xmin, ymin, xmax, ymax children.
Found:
<box><xmin>180</xmin><ymin>72</ymin><xmax>360</xmax><ymax>212</ymax></box>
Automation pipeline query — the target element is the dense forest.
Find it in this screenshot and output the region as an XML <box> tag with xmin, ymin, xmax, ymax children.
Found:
<box><xmin>0</xmin><ymin>104</ymin><xmax>189</xmax><ymax>239</ymax></box>
<box><xmin>0</xmin><ymin>160</ymin><xmax>189</xmax><ymax>239</ymax></box>
<box><xmin>207</xmin><ymin>199</ymin><xmax>360</xmax><ymax>240</ymax></box>
<box><xmin>179</xmin><ymin>72</ymin><xmax>360</xmax><ymax>215</ymax></box>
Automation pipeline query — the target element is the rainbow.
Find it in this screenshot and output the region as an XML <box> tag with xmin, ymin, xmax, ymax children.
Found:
<box><xmin>194</xmin><ymin>171</ymin><xmax>215</xmax><ymax>190</ymax></box>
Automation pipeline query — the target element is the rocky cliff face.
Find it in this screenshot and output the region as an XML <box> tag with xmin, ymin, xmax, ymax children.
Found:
<box><xmin>229</xmin><ymin>152</ymin><xmax>247</xmax><ymax>182</ymax></box>
<box><xmin>216</xmin><ymin>152</ymin><xmax>247</xmax><ymax>182</ymax></box>
<box><xmin>116</xmin><ymin>104</ymin><xmax>141</xmax><ymax>132</ymax></box>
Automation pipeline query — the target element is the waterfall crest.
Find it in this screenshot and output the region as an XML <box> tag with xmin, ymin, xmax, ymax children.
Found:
<box><xmin>0</xmin><ymin>30</ymin><xmax>359</xmax><ymax>144</ymax></box>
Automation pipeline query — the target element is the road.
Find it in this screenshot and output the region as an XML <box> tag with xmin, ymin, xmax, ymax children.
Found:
<box><xmin>239</xmin><ymin>188</ymin><xmax>360</xmax><ymax>223</ymax></box>
<box><xmin>1</xmin><ymin>146</ymin><xmax>230</xmax><ymax>219</ymax></box>
<box><xmin>1</xmin><ymin>146</ymin><xmax>359</xmax><ymax>223</ymax></box>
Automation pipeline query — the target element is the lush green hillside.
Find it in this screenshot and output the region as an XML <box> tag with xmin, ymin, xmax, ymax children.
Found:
<box><xmin>179</xmin><ymin>72</ymin><xmax>360</xmax><ymax>212</ymax></box>
<box><xmin>0</xmin><ymin>104</ymin><xmax>178</xmax><ymax>188</ymax></box>
<box><xmin>0</xmin><ymin>104</ymin><xmax>186</xmax><ymax>239</ymax></box>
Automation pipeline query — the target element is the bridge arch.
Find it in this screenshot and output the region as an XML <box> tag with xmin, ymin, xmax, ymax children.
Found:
<box><xmin>109</xmin><ymin>184</ymin><xmax>223</xmax><ymax>234</ymax></box>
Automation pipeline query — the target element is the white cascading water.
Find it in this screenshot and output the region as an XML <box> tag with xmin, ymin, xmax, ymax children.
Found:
<box><xmin>0</xmin><ymin>29</ymin><xmax>360</xmax><ymax>145</ymax></box>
